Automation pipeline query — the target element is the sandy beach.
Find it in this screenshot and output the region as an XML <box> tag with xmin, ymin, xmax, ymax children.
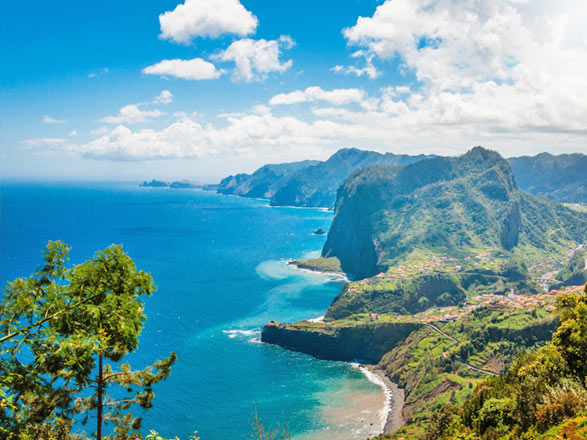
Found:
<box><xmin>361</xmin><ymin>365</ymin><xmax>405</xmax><ymax>435</ymax></box>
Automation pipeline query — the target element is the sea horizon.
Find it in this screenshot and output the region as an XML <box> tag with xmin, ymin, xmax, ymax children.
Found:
<box><xmin>0</xmin><ymin>180</ymin><xmax>388</xmax><ymax>439</ymax></box>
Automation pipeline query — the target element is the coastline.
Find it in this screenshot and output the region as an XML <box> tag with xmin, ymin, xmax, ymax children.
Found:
<box><xmin>360</xmin><ymin>365</ymin><xmax>405</xmax><ymax>435</ymax></box>
<box><xmin>287</xmin><ymin>259</ymin><xmax>350</xmax><ymax>283</ymax></box>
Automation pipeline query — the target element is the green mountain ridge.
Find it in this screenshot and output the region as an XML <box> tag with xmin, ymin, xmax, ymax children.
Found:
<box><xmin>270</xmin><ymin>148</ymin><xmax>433</xmax><ymax>208</ymax></box>
<box><xmin>261</xmin><ymin>147</ymin><xmax>587</xmax><ymax>439</ymax></box>
<box><xmin>216</xmin><ymin>148</ymin><xmax>587</xmax><ymax>209</ymax></box>
<box><xmin>509</xmin><ymin>152</ymin><xmax>587</xmax><ymax>204</ymax></box>
<box><xmin>217</xmin><ymin>148</ymin><xmax>433</xmax><ymax>207</ymax></box>
<box><xmin>217</xmin><ymin>159</ymin><xmax>319</xmax><ymax>199</ymax></box>
<box><xmin>322</xmin><ymin>147</ymin><xmax>587</xmax><ymax>279</ymax></box>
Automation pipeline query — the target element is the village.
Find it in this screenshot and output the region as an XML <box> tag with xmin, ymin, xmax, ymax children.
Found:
<box><xmin>350</xmin><ymin>245</ymin><xmax>586</xmax><ymax>325</ymax></box>
<box><xmin>365</xmin><ymin>284</ymin><xmax>585</xmax><ymax>325</ymax></box>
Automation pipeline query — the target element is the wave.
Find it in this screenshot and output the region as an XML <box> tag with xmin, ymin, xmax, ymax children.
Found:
<box><xmin>350</xmin><ymin>364</ymin><xmax>393</xmax><ymax>435</ymax></box>
<box><xmin>222</xmin><ymin>329</ymin><xmax>261</xmax><ymax>339</ymax></box>
<box><xmin>307</xmin><ymin>315</ymin><xmax>324</xmax><ymax>323</ymax></box>
<box><xmin>255</xmin><ymin>260</ymin><xmax>297</xmax><ymax>280</ymax></box>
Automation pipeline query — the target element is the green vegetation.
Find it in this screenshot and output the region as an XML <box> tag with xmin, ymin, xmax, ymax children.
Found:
<box><xmin>290</xmin><ymin>256</ymin><xmax>341</xmax><ymax>273</ymax></box>
<box><xmin>270</xmin><ymin>148</ymin><xmax>430</xmax><ymax>208</ymax></box>
<box><xmin>0</xmin><ymin>242</ymin><xmax>176</xmax><ymax>440</ymax></box>
<box><xmin>323</xmin><ymin>148</ymin><xmax>587</xmax><ymax>278</ymax></box>
<box><xmin>551</xmin><ymin>249</ymin><xmax>587</xmax><ymax>290</ymax></box>
<box><xmin>217</xmin><ymin>159</ymin><xmax>319</xmax><ymax>199</ymax></box>
<box><xmin>508</xmin><ymin>152</ymin><xmax>587</xmax><ymax>204</ymax></box>
<box><xmin>388</xmin><ymin>287</ymin><xmax>587</xmax><ymax>440</ymax></box>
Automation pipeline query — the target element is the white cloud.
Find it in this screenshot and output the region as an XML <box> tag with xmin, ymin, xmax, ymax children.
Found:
<box><xmin>91</xmin><ymin>127</ymin><xmax>110</xmax><ymax>135</ymax></box>
<box><xmin>334</xmin><ymin>0</ymin><xmax>587</xmax><ymax>138</ymax></box>
<box><xmin>88</xmin><ymin>67</ymin><xmax>109</xmax><ymax>78</ymax></box>
<box><xmin>69</xmin><ymin>130</ymin><xmax>78</xmax><ymax>136</ymax></box>
<box><xmin>159</xmin><ymin>0</ymin><xmax>257</xmax><ymax>44</ymax></box>
<box><xmin>99</xmin><ymin>104</ymin><xmax>164</xmax><ymax>124</ymax></box>
<box><xmin>22</xmin><ymin>138</ymin><xmax>67</xmax><ymax>147</ymax></box>
<box><xmin>43</xmin><ymin>115</ymin><xmax>66</xmax><ymax>124</ymax></box>
<box><xmin>154</xmin><ymin>90</ymin><xmax>174</xmax><ymax>105</ymax></box>
<box><xmin>212</xmin><ymin>36</ymin><xmax>294</xmax><ymax>82</ymax></box>
<box><xmin>143</xmin><ymin>58</ymin><xmax>223</xmax><ymax>80</ymax></box>
<box><xmin>270</xmin><ymin>86</ymin><xmax>365</xmax><ymax>106</ymax></box>
<box><xmin>332</xmin><ymin>51</ymin><xmax>380</xmax><ymax>79</ymax></box>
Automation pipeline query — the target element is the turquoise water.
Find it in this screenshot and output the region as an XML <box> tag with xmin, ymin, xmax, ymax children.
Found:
<box><xmin>0</xmin><ymin>182</ymin><xmax>384</xmax><ymax>439</ymax></box>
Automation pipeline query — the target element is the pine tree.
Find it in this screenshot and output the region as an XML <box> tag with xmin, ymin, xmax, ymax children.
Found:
<box><xmin>0</xmin><ymin>241</ymin><xmax>176</xmax><ymax>439</ymax></box>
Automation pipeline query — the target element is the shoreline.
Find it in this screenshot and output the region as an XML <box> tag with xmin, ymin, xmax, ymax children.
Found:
<box><xmin>360</xmin><ymin>364</ymin><xmax>405</xmax><ymax>435</ymax></box>
<box><xmin>287</xmin><ymin>259</ymin><xmax>351</xmax><ymax>283</ymax></box>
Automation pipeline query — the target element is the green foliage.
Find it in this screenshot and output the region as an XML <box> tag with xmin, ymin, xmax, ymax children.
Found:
<box><xmin>422</xmin><ymin>293</ymin><xmax>587</xmax><ymax>440</ymax></box>
<box><xmin>551</xmin><ymin>249</ymin><xmax>587</xmax><ymax>289</ymax></box>
<box><xmin>290</xmin><ymin>257</ymin><xmax>341</xmax><ymax>273</ymax></box>
<box><xmin>145</xmin><ymin>429</ymin><xmax>200</xmax><ymax>440</ymax></box>
<box><xmin>508</xmin><ymin>152</ymin><xmax>587</xmax><ymax>204</ymax></box>
<box><xmin>248</xmin><ymin>406</ymin><xmax>290</xmax><ymax>440</ymax></box>
<box><xmin>323</xmin><ymin>147</ymin><xmax>587</xmax><ymax>279</ymax></box>
<box><xmin>0</xmin><ymin>241</ymin><xmax>176</xmax><ymax>439</ymax></box>
<box><xmin>218</xmin><ymin>160</ymin><xmax>319</xmax><ymax>199</ymax></box>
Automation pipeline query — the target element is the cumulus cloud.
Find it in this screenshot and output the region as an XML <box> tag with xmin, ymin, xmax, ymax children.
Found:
<box><xmin>154</xmin><ymin>90</ymin><xmax>174</xmax><ymax>105</ymax></box>
<box><xmin>270</xmin><ymin>86</ymin><xmax>365</xmax><ymax>106</ymax></box>
<box><xmin>159</xmin><ymin>0</ymin><xmax>258</xmax><ymax>44</ymax></box>
<box><xmin>212</xmin><ymin>36</ymin><xmax>294</xmax><ymax>82</ymax></box>
<box><xmin>99</xmin><ymin>104</ymin><xmax>164</xmax><ymax>125</ymax></box>
<box><xmin>336</xmin><ymin>0</ymin><xmax>587</xmax><ymax>137</ymax></box>
<box><xmin>143</xmin><ymin>58</ymin><xmax>223</xmax><ymax>80</ymax></box>
<box><xmin>332</xmin><ymin>51</ymin><xmax>380</xmax><ymax>79</ymax></box>
<box><xmin>43</xmin><ymin>115</ymin><xmax>66</xmax><ymax>124</ymax></box>
<box><xmin>78</xmin><ymin>108</ymin><xmax>367</xmax><ymax>161</ymax></box>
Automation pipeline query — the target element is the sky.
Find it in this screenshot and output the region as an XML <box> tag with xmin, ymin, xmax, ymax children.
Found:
<box><xmin>1</xmin><ymin>0</ymin><xmax>587</xmax><ymax>181</ymax></box>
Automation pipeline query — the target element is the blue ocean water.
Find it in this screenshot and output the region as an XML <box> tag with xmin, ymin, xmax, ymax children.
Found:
<box><xmin>0</xmin><ymin>182</ymin><xmax>384</xmax><ymax>439</ymax></box>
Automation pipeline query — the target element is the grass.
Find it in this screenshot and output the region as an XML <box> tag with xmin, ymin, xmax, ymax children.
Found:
<box><xmin>290</xmin><ymin>257</ymin><xmax>342</xmax><ymax>273</ymax></box>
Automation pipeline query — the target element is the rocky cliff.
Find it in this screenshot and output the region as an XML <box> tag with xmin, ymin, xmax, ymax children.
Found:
<box><xmin>261</xmin><ymin>320</ymin><xmax>422</xmax><ymax>363</ymax></box>
<box><xmin>217</xmin><ymin>160</ymin><xmax>318</xmax><ymax>199</ymax></box>
<box><xmin>322</xmin><ymin>147</ymin><xmax>587</xmax><ymax>278</ymax></box>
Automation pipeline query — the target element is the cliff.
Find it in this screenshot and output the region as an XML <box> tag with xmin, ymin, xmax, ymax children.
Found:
<box><xmin>217</xmin><ymin>160</ymin><xmax>319</xmax><ymax>199</ymax></box>
<box><xmin>322</xmin><ymin>147</ymin><xmax>587</xmax><ymax>278</ymax></box>
<box><xmin>261</xmin><ymin>320</ymin><xmax>422</xmax><ymax>363</ymax></box>
<box><xmin>270</xmin><ymin>148</ymin><xmax>432</xmax><ymax>208</ymax></box>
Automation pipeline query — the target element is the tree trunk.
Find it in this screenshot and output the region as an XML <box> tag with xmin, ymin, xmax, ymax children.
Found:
<box><xmin>97</xmin><ymin>354</ymin><xmax>103</xmax><ymax>440</ymax></box>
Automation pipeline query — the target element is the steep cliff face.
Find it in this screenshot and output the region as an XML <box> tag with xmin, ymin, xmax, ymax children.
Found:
<box><xmin>261</xmin><ymin>321</ymin><xmax>422</xmax><ymax>363</ymax></box>
<box><xmin>217</xmin><ymin>160</ymin><xmax>318</xmax><ymax>198</ymax></box>
<box><xmin>321</xmin><ymin>147</ymin><xmax>587</xmax><ymax>278</ymax></box>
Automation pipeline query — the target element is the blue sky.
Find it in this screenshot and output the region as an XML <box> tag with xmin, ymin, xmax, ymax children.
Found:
<box><xmin>2</xmin><ymin>0</ymin><xmax>587</xmax><ymax>181</ymax></box>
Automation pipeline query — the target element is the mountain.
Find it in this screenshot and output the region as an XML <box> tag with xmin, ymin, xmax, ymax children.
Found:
<box><xmin>217</xmin><ymin>160</ymin><xmax>318</xmax><ymax>199</ymax></box>
<box><xmin>508</xmin><ymin>152</ymin><xmax>587</xmax><ymax>203</ymax></box>
<box><xmin>270</xmin><ymin>148</ymin><xmax>433</xmax><ymax>208</ymax></box>
<box><xmin>322</xmin><ymin>147</ymin><xmax>587</xmax><ymax>279</ymax></box>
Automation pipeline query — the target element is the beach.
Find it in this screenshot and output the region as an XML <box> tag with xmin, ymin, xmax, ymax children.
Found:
<box><xmin>360</xmin><ymin>365</ymin><xmax>405</xmax><ymax>435</ymax></box>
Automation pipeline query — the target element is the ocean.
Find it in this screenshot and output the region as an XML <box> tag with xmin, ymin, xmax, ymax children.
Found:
<box><xmin>0</xmin><ymin>181</ymin><xmax>386</xmax><ymax>440</ymax></box>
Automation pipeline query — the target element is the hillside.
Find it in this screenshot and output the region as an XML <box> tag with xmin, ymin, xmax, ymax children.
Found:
<box><xmin>322</xmin><ymin>147</ymin><xmax>587</xmax><ymax>279</ymax></box>
<box><xmin>508</xmin><ymin>152</ymin><xmax>587</xmax><ymax>203</ymax></box>
<box><xmin>270</xmin><ymin>148</ymin><xmax>432</xmax><ymax>208</ymax></box>
<box><xmin>261</xmin><ymin>147</ymin><xmax>587</xmax><ymax>439</ymax></box>
<box><xmin>216</xmin><ymin>148</ymin><xmax>431</xmax><ymax>207</ymax></box>
<box><xmin>216</xmin><ymin>160</ymin><xmax>318</xmax><ymax>199</ymax></box>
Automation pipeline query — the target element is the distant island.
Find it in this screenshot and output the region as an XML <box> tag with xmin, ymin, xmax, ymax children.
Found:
<box><xmin>140</xmin><ymin>180</ymin><xmax>219</xmax><ymax>190</ymax></box>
